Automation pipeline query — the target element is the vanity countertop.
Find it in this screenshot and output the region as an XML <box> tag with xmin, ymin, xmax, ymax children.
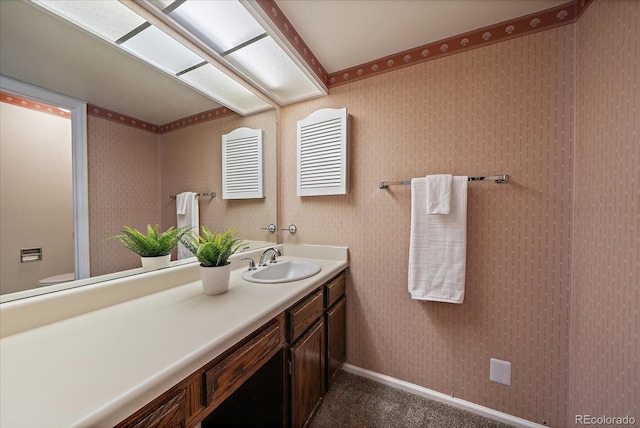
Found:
<box><xmin>0</xmin><ymin>246</ymin><xmax>348</xmax><ymax>427</ymax></box>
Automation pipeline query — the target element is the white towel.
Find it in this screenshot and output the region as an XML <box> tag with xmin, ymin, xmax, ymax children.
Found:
<box><xmin>176</xmin><ymin>192</ymin><xmax>199</xmax><ymax>260</ymax></box>
<box><xmin>426</xmin><ymin>174</ymin><xmax>452</xmax><ymax>214</ymax></box>
<box><xmin>408</xmin><ymin>176</ymin><xmax>468</xmax><ymax>303</ymax></box>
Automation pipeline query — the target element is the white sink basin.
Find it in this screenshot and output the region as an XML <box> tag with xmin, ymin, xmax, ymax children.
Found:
<box><xmin>241</xmin><ymin>260</ymin><xmax>322</xmax><ymax>284</ymax></box>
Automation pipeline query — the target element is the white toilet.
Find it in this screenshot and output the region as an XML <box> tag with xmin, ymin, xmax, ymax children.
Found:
<box><xmin>38</xmin><ymin>272</ymin><xmax>75</xmax><ymax>287</ymax></box>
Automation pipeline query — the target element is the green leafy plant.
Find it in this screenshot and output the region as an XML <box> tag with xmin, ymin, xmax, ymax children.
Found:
<box><xmin>181</xmin><ymin>227</ymin><xmax>244</xmax><ymax>267</ymax></box>
<box><xmin>109</xmin><ymin>224</ymin><xmax>193</xmax><ymax>257</ymax></box>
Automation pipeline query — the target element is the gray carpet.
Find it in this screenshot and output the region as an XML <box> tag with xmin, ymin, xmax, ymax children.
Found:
<box><xmin>310</xmin><ymin>371</ymin><xmax>515</xmax><ymax>428</ymax></box>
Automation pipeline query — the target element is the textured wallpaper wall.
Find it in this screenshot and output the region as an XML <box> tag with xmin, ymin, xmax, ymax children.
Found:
<box><xmin>159</xmin><ymin>110</ymin><xmax>277</xmax><ymax>243</ymax></box>
<box><xmin>571</xmin><ymin>1</ymin><xmax>639</xmax><ymax>425</ymax></box>
<box><xmin>88</xmin><ymin>116</ymin><xmax>160</xmax><ymax>276</ymax></box>
<box><xmin>280</xmin><ymin>26</ymin><xmax>575</xmax><ymax>426</ymax></box>
<box><xmin>88</xmin><ymin>109</ymin><xmax>278</xmax><ymax>275</ymax></box>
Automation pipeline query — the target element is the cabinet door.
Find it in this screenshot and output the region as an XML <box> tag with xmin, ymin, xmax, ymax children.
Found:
<box><xmin>290</xmin><ymin>319</ymin><xmax>325</xmax><ymax>428</ymax></box>
<box><xmin>326</xmin><ymin>297</ymin><xmax>346</xmax><ymax>388</ymax></box>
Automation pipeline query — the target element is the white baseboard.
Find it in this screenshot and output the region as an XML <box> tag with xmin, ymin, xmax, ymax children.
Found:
<box><xmin>341</xmin><ymin>364</ymin><xmax>547</xmax><ymax>428</ymax></box>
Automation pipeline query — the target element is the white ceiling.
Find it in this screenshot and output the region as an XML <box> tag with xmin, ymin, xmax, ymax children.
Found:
<box><xmin>1</xmin><ymin>0</ymin><xmax>568</xmax><ymax>124</ymax></box>
<box><xmin>275</xmin><ymin>0</ymin><xmax>567</xmax><ymax>73</ymax></box>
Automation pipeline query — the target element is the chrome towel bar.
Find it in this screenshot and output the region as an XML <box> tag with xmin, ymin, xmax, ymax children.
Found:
<box><xmin>379</xmin><ymin>174</ymin><xmax>508</xmax><ymax>189</ymax></box>
<box><xmin>168</xmin><ymin>192</ymin><xmax>216</xmax><ymax>199</ymax></box>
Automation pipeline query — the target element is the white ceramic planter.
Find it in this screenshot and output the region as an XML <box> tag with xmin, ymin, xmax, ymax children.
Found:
<box><xmin>141</xmin><ymin>254</ymin><xmax>171</xmax><ymax>272</ymax></box>
<box><xmin>200</xmin><ymin>264</ymin><xmax>231</xmax><ymax>295</ymax></box>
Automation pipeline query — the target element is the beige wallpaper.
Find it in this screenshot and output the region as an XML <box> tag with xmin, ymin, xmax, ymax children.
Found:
<box><xmin>159</xmin><ymin>110</ymin><xmax>277</xmax><ymax>244</ymax></box>
<box><xmin>570</xmin><ymin>0</ymin><xmax>639</xmax><ymax>425</ymax></box>
<box><xmin>88</xmin><ymin>110</ymin><xmax>278</xmax><ymax>275</ymax></box>
<box><xmin>88</xmin><ymin>116</ymin><xmax>160</xmax><ymax>276</ymax></box>
<box><xmin>280</xmin><ymin>26</ymin><xmax>575</xmax><ymax>426</ymax></box>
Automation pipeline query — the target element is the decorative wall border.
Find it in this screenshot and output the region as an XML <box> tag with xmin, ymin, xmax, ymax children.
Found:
<box><xmin>326</xmin><ymin>0</ymin><xmax>592</xmax><ymax>87</ymax></box>
<box><xmin>0</xmin><ymin>91</ymin><xmax>72</xmax><ymax>120</ymax></box>
<box><xmin>257</xmin><ymin>0</ymin><xmax>592</xmax><ymax>89</ymax></box>
<box><xmin>87</xmin><ymin>104</ymin><xmax>238</xmax><ymax>135</ymax></box>
<box><xmin>87</xmin><ymin>104</ymin><xmax>160</xmax><ymax>133</ymax></box>
<box><xmin>157</xmin><ymin>107</ymin><xmax>237</xmax><ymax>133</ymax></box>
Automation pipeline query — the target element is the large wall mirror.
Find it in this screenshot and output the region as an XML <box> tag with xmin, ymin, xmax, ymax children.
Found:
<box><xmin>0</xmin><ymin>1</ymin><xmax>278</xmax><ymax>301</ymax></box>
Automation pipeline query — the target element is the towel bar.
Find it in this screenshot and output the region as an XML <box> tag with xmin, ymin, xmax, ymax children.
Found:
<box><xmin>168</xmin><ymin>192</ymin><xmax>216</xmax><ymax>199</ymax></box>
<box><xmin>379</xmin><ymin>174</ymin><xmax>508</xmax><ymax>189</ymax></box>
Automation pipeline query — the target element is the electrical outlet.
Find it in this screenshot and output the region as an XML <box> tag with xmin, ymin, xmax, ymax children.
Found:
<box><xmin>490</xmin><ymin>358</ymin><xmax>511</xmax><ymax>386</ymax></box>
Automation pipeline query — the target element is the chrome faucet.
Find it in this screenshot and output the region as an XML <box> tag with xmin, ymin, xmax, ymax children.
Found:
<box><xmin>259</xmin><ymin>247</ymin><xmax>281</xmax><ymax>266</ymax></box>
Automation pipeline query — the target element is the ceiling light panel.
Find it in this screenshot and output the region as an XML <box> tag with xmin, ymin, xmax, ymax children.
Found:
<box><xmin>33</xmin><ymin>0</ymin><xmax>145</xmax><ymax>42</ymax></box>
<box><xmin>225</xmin><ymin>36</ymin><xmax>322</xmax><ymax>104</ymax></box>
<box><xmin>179</xmin><ymin>63</ymin><xmax>272</xmax><ymax>115</ymax></box>
<box><xmin>168</xmin><ymin>1</ymin><xmax>265</xmax><ymax>54</ymax></box>
<box><xmin>119</xmin><ymin>25</ymin><xmax>204</xmax><ymax>74</ymax></box>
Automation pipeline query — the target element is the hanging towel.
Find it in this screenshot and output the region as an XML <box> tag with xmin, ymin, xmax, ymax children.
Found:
<box><xmin>426</xmin><ymin>174</ymin><xmax>452</xmax><ymax>214</ymax></box>
<box><xmin>176</xmin><ymin>192</ymin><xmax>199</xmax><ymax>260</ymax></box>
<box><xmin>408</xmin><ymin>176</ymin><xmax>468</xmax><ymax>303</ymax></box>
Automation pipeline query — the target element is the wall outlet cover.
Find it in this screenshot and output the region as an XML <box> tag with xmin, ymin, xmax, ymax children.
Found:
<box><xmin>490</xmin><ymin>358</ymin><xmax>511</xmax><ymax>386</ymax></box>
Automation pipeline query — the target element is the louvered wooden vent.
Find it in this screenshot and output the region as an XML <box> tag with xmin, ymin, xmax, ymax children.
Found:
<box><xmin>222</xmin><ymin>127</ymin><xmax>264</xmax><ymax>199</ymax></box>
<box><xmin>297</xmin><ymin>108</ymin><xmax>348</xmax><ymax>196</ymax></box>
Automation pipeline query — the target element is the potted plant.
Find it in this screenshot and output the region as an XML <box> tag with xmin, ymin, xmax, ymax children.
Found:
<box><xmin>109</xmin><ymin>224</ymin><xmax>192</xmax><ymax>271</ymax></box>
<box><xmin>181</xmin><ymin>227</ymin><xmax>244</xmax><ymax>295</ymax></box>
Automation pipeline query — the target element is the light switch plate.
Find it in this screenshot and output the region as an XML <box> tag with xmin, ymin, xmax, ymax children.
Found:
<box><xmin>490</xmin><ymin>358</ymin><xmax>511</xmax><ymax>386</ymax></box>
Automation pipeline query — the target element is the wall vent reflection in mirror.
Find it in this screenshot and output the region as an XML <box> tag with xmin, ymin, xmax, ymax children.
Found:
<box><xmin>222</xmin><ymin>127</ymin><xmax>264</xmax><ymax>199</ymax></box>
<box><xmin>297</xmin><ymin>107</ymin><xmax>349</xmax><ymax>196</ymax></box>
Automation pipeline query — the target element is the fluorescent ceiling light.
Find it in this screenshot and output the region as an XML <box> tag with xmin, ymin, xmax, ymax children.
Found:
<box><xmin>154</xmin><ymin>0</ymin><xmax>325</xmax><ymax>105</ymax></box>
<box><xmin>33</xmin><ymin>0</ymin><xmax>144</xmax><ymax>42</ymax></box>
<box><xmin>30</xmin><ymin>0</ymin><xmax>272</xmax><ymax>115</ymax></box>
<box><xmin>179</xmin><ymin>63</ymin><xmax>272</xmax><ymax>115</ymax></box>
<box><xmin>119</xmin><ymin>25</ymin><xmax>204</xmax><ymax>74</ymax></box>
<box><xmin>168</xmin><ymin>1</ymin><xmax>265</xmax><ymax>54</ymax></box>
<box><xmin>225</xmin><ymin>36</ymin><xmax>322</xmax><ymax>104</ymax></box>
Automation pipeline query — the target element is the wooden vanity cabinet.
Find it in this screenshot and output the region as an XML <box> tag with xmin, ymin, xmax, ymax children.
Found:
<box><xmin>324</xmin><ymin>273</ymin><xmax>346</xmax><ymax>388</ymax></box>
<box><xmin>118</xmin><ymin>389</ymin><xmax>187</xmax><ymax>428</ymax></box>
<box><xmin>287</xmin><ymin>289</ymin><xmax>325</xmax><ymax>428</ymax></box>
<box><xmin>116</xmin><ymin>315</ymin><xmax>285</xmax><ymax>428</ymax></box>
<box><xmin>116</xmin><ymin>270</ymin><xmax>347</xmax><ymax>428</ymax></box>
<box><xmin>287</xmin><ymin>272</ymin><xmax>347</xmax><ymax>428</ymax></box>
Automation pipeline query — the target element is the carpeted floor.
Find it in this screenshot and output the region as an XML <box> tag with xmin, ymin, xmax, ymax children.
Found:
<box><xmin>310</xmin><ymin>371</ymin><xmax>515</xmax><ymax>428</ymax></box>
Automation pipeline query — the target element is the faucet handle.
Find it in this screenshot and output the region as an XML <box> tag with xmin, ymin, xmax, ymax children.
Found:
<box><xmin>241</xmin><ymin>257</ymin><xmax>256</xmax><ymax>270</ymax></box>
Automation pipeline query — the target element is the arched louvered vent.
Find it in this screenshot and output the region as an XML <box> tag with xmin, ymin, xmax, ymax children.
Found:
<box><xmin>222</xmin><ymin>127</ymin><xmax>264</xmax><ymax>199</ymax></box>
<box><xmin>297</xmin><ymin>107</ymin><xmax>348</xmax><ymax>196</ymax></box>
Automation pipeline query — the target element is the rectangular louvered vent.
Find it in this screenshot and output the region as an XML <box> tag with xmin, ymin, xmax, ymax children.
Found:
<box><xmin>222</xmin><ymin>127</ymin><xmax>264</xmax><ymax>199</ymax></box>
<box><xmin>297</xmin><ymin>107</ymin><xmax>348</xmax><ymax>196</ymax></box>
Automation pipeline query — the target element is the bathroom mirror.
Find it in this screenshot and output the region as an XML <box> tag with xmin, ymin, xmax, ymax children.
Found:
<box><xmin>0</xmin><ymin>1</ymin><xmax>278</xmax><ymax>300</ymax></box>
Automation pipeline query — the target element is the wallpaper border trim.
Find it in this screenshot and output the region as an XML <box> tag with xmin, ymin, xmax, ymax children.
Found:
<box><xmin>1</xmin><ymin>92</ymin><xmax>72</xmax><ymax>120</ymax></box>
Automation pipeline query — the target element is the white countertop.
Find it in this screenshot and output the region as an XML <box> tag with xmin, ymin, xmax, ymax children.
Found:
<box><xmin>0</xmin><ymin>246</ymin><xmax>347</xmax><ymax>427</ymax></box>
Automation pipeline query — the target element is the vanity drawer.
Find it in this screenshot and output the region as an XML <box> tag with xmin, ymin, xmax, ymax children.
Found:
<box><xmin>324</xmin><ymin>273</ymin><xmax>346</xmax><ymax>309</ymax></box>
<box><xmin>118</xmin><ymin>389</ymin><xmax>186</xmax><ymax>428</ymax></box>
<box><xmin>204</xmin><ymin>319</ymin><xmax>284</xmax><ymax>408</ymax></box>
<box><xmin>288</xmin><ymin>288</ymin><xmax>323</xmax><ymax>343</ymax></box>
